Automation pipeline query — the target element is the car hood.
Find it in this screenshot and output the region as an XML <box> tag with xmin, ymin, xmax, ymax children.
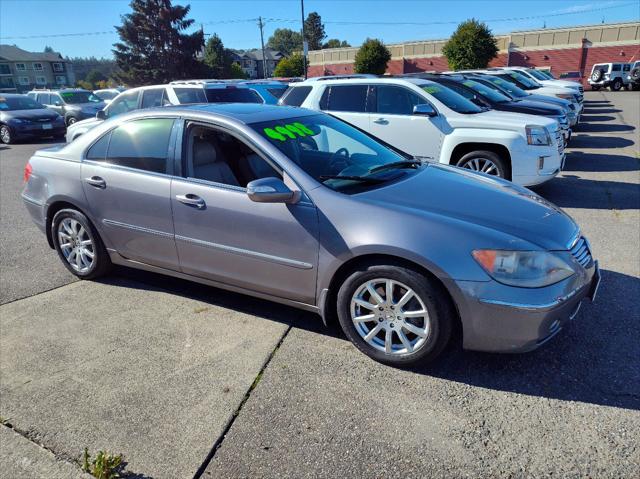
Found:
<box><xmin>360</xmin><ymin>164</ymin><xmax>577</xmax><ymax>251</ymax></box>
<box><xmin>69</xmin><ymin>102</ymin><xmax>106</xmax><ymax>111</ymax></box>
<box><xmin>541</xmin><ymin>79</ymin><xmax>581</xmax><ymax>89</ymax></box>
<box><xmin>496</xmin><ymin>99</ymin><xmax>563</xmax><ymax>116</ymax></box>
<box><xmin>67</xmin><ymin>116</ymin><xmax>102</xmax><ymax>132</ymax></box>
<box><xmin>0</xmin><ymin>108</ymin><xmax>60</xmax><ymax>121</ymax></box>
<box><xmin>447</xmin><ymin>109</ymin><xmax>557</xmax><ymax>131</ymax></box>
<box><xmin>526</xmin><ymin>94</ymin><xmax>571</xmax><ymax>110</ymax></box>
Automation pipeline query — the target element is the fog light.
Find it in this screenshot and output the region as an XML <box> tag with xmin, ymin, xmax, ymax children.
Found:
<box><xmin>538</xmin><ymin>156</ymin><xmax>545</xmax><ymax>170</ymax></box>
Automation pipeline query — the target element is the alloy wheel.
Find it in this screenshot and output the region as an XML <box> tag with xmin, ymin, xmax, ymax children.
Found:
<box><xmin>460</xmin><ymin>157</ymin><xmax>500</xmax><ymax>176</ymax></box>
<box><xmin>350</xmin><ymin>278</ymin><xmax>431</xmax><ymax>355</ymax></box>
<box><xmin>0</xmin><ymin>126</ymin><xmax>11</xmax><ymax>144</ymax></box>
<box><xmin>57</xmin><ymin>218</ymin><xmax>95</xmax><ymax>273</ymax></box>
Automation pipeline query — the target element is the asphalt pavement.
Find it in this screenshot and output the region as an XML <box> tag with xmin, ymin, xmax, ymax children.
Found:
<box><xmin>1</xmin><ymin>90</ymin><xmax>638</xmax><ymax>478</ymax></box>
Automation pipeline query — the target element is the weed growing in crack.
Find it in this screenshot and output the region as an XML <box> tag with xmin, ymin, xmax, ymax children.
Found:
<box><xmin>82</xmin><ymin>447</ymin><xmax>124</xmax><ymax>479</ymax></box>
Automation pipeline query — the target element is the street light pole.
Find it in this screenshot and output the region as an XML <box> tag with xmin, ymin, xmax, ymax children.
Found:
<box><xmin>258</xmin><ymin>16</ymin><xmax>267</xmax><ymax>79</ymax></box>
<box><xmin>301</xmin><ymin>0</ymin><xmax>307</xmax><ymax>79</ymax></box>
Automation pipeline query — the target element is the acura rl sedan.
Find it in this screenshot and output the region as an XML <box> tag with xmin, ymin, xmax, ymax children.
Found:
<box><xmin>21</xmin><ymin>104</ymin><xmax>600</xmax><ymax>366</ymax></box>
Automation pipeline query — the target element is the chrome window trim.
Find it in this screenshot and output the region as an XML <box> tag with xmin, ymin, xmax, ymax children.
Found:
<box><xmin>83</xmin><ymin>159</ymin><xmax>174</xmax><ymax>180</ymax></box>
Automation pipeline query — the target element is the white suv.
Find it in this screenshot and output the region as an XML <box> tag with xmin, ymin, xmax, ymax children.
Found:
<box><xmin>500</xmin><ymin>67</ymin><xmax>584</xmax><ymax>97</ymax></box>
<box><xmin>66</xmin><ymin>81</ymin><xmax>261</xmax><ymax>141</ymax></box>
<box><xmin>282</xmin><ymin>76</ymin><xmax>564</xmax><ymax>187</ymax></box>
<box><xmin>588</xmin><ymin>63</ymin><xmax>633</xmax><ymax>91</ymax></box>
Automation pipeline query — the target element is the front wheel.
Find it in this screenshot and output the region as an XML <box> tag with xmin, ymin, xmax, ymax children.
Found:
<box><xmin>52</xmin><ymin>209</ymin><xmax>111</xmax><ymax>279</ymax></box>
<box><xmin>66</xmin><ymin>116</ymin><xmax>78</xmax><ymax>126</ymax></box>
<box><xmin>0</xmin><ymin>124</ymin><xmax>13</xmax><ymax>144</ymax></box>
<box><xmin>610</xmin><ymin>79</ymin><xmax>622</xmax><ymax>91</ymax></box>
<box><xmin>455</xmin><ymin>150</ymin><xmax>508</xmax><ymax>179</ymax></box>
<box><xmin>336</xmin><ymin>264</ymin><xmax>453</xmax><ymax>367</ymax></box>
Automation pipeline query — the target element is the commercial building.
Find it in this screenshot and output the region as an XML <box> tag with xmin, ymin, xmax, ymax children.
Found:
<box><xmin>308</xmin><ymin>21</ymin><xmax>640</xmax><ymax>84</ymax></box>
<box><xmin>0</xmin><ymin>45</ymin><xmax>75</xmax><ymax>93</ymax></box>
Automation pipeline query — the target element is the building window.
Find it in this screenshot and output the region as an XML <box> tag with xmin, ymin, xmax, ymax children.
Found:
<box><xmin>36</xmin><ymin>76</ymin><xmax>46</xmax><ymax>85</ymax></box>
<box><xmin>0</xmin><ymin>64</ymin><xmax>10</xmax><ymax>75</ymax></box>
<box><xmin>52</xmin><ymin>62</ymin><xmax>64</xmax><ymax>72</ymax></box>
<box><xmin>55</xmin><ymin>75</ymin><xmax>66</xmax><ymax>85</ymax></box>
<box><xmin>19</xmin><ymin>76</ymin><xmax>30</xmax><ymax>85</ymax></box>
<box><xmin>0</xmin><ymin>77</ymin><xmax>16</xmax><ymax>89</ymax></box>
<box><xmin>33</xmin><ymin>62</ymin><xmax>44</xmax><ymax>71</ymax></box>
<box><xmin>15</xmin><ymin>63</ymin><xmax>26</xmax><ymax>71</ymax></box>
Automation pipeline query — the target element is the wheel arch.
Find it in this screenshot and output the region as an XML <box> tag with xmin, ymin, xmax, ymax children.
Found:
<box><xmin>45</xmin><ymin>200</ymin><xmax>93</xmax><ymax>249</ymax></box>
<box><xmin>449</xmin><ymin>142</ymin><xmax>512</xmax><ymax>179</ymax></box>
<box><xmin>321</xmin><ymin>253</ymin><xmax>463</xmax><ymax>341</ymax></box>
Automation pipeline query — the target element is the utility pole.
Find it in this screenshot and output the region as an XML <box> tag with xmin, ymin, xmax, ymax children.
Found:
<box><xmin>301</xmin><ymin>0</ymin><xmax>307</xmax><ymax>79</ymax></box>
<box><xmin>258</xmin><ymin>16</ymin><xmax>268</xmax><ymax>79</ymax></box>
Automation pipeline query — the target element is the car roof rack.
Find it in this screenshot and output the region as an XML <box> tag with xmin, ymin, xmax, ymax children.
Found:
<box><xmin>169</xmin><ymin>79</ymin><xmax>227</xmax><ymax>85</ymax></box>
<box><xmin>304</xmin><ymin>74</ymin><xmax>378</xmax><ymax>82</ymax></box>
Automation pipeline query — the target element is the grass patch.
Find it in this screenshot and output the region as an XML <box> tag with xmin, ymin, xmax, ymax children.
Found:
<box><xmin>82</xmin><ymin>448</ymin><xmax>124</xmax><ymax>479</ymax></box>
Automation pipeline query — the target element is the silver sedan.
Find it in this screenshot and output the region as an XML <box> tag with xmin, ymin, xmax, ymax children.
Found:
<box><xmin>22</xmin><ymin>104</ymin><xmax>600</xmax><ymax>366</ymax></box>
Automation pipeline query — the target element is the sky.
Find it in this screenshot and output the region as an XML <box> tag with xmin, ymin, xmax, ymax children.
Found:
<box><xmin>1</xmin><ymin>0</ymin><xmax>639</xmax><ymax>58</ymax></box>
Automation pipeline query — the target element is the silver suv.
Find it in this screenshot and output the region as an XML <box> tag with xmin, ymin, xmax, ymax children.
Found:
<box><xmin>588</xmin><ymin>63</ymin><xmax>633</xmax><ymax>91</ymax></box>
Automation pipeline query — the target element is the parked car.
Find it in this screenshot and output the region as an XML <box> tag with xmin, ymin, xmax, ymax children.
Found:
<box><xmin>466</xmin><ymin>74</ymin><xmax>579</xmax><ymax>127</ymax></box>
<box><xmin>94</xmin><ymin>88</ymin><xmax>126</xmax><ymax>104</ymax></box>
<box><xmin>417</xmin><ymin>73</ymin><xmax>572</xmax><ymax>144</ymax></box>
<box><xmin>27</xmin><ymin>89</ymin><xmax>106</xmax><ymax>126</ymax></box>
<box><xmin>66</xmin><ymin>81</ymin><xmax>262</xmax><ymax>142</ymax></box>
<box><xmin>21</xmin><ymin>103</ymin><xmax>600</xmax><ymax>367</ymax></box>
<box><xmin>500</xmin><ymin>67</ymin><xmax>584</xmax><ymax>95</ymax></box>
<box><xmin>625</xmin><ymin>61</ymin><xmax>640</xmax><ymax>90</ymax></box>
<box><xmin>226</xmin><ymin>80</ymin><xmax>288</xmax><ymax>104</ymax></box>
<box><xmin>284</xmin><ymin>76</ymin><xmax>565</xmax><ymax>186</ymax></box>
<box><xmin>588</xmin><ymin>62</ymin><xmax>633</xmax><ymax>91</ymax></box>
<box><xmin>0</xmin><ymin>94</ymin><xmax>65</xmax><ymax>144</ymax></box>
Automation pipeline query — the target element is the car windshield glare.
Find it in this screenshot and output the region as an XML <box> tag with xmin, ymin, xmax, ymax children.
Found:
<box><xmin>420</xmin><ymin>84</ymin><xmax>482</xmax><ymax>113</ymax></box>
<box><xmin>527</xmin><ymin>69</ymin><xmax>549</xmax><ymax>81</ymax></box>
<box><xmin>505</xmin><ymin>72</ymin><xmax>539</xmax><ymax>89</ymax></box>
<box><xmin>462</xmin><ymin>79</ymin><xmax>510</xmax><ymax>103</ymax></box>
<box><xmin>60</xmin><ymin>91</ymin><xmax>102</xmax><ymax>104</ymax></box>
<box><xmin>483</xmin><ymin>76</ymin><xmax>528</xmax><ymax>98</ymax></box>
<box><xmin>251</xmin><ymin>114</ymin><xmax>416</xmax><ymax>192</ymax></box>
<box><xmin>0</xmin><ymin>96</ymin><xmax>44</xmax><ymax>111</ymax></box>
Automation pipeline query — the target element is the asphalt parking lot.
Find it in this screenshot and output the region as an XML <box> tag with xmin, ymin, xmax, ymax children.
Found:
<box><xmin>1</xmin><ymin>90</ymin><xmax>639</xmax><ymax>478</ymax></box>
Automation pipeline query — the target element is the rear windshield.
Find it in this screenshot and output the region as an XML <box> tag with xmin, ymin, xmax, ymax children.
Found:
<box><xmin>420</xmin><ymin>83</ymin><xmax>482</xmax><ymax>114</ymax></box>
<box><xmin>280</xmin><ymin>86</ymin><xmax>312</xmax><ymax>106</ymax></box>
<box><xmin>267</xmin><ymin>87</ymin><xmax>287</xmax><ymax>99</ymax></box>
<box><xmin>60</xmin><ymin>91</ymin><xmax>103</xmax><ymax>104</ymax></box>
<box><xmin>204</xmin><ymin>88</ymin><xmax>262</xmax><ymax>103</ymax></box>
<box><xmin>0</xmin><ymin>95</ymin><xmax>44</xmax><ymax>111</ymax></box>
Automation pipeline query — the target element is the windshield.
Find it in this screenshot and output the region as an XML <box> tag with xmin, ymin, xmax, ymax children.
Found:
<box><xmin>420</xmin><ymin>84</ymin><xmax>482</xmax><ymax>114</ymax></box>
<box><xmin>0</xmin><ymin>95</ymin><xmax>45</xmax><ymax>111</ymax></box>
<box><xmin>251</xmin><ymin>114</ymin><xmax>416</xmax><ymax>193</ymax></box>
<box><xmin>527</xmin><ymin>69</ymin><xmax>550</xmax><ymax>81</ymax></box>
<box><xmin>540</xmin><ymin>70</ymin><xmax>555</xmax><ymax>79</ymax></box>
<box><xmin>96</xmin><ymin>90</ymin><xmax>118</xmax><ymax>100</ymax></box>
<box><xmin>461</xmin><ymin>79</ymin><xmax>510</xmax><ymax>103</ymax></box>
<box><xmin>502</xmin><ymin>72</ymin><xmax>539</xmax><ymax>90</ymax></box>
<box><xmin>60</xmin><ymin>91</ymin><xmax>103</xmax><ymax>104</ymax></box>
<box><xmin>204</xmin><ymin>88</ymin><xmax>262</xmax><ymax>103</ymax></box>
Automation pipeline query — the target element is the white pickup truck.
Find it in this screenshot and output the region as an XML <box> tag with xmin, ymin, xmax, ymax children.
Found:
<box><xmin>283</xmin><ymin>76</ymin><xmax>564</xmax><ymax>187</ymax></box>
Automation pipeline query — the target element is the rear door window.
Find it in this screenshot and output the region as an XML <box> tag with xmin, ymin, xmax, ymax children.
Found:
<box><xmin>320</xmin><ymin>85</ymin><xmax>368</xmax><ymax>112</ymax></box>
<box><xmin>104</xmin><ymin>118</ymin><xmax>174</xmax><ymax>174</ymax></box>
<box><xmin>141</xmin><ymin>88</ymin><xmax>168</xmax><ymax>108</ymax></box>
<box><xmin>173</xmin><ymin>88</ymin><xmax>206</xmax><ymax>104</ymax></box>
<box><xmin>279</xmin><ymin>86</ymin><xmax>312</xmax><ymax>106</ymax></box>
<box><xmin>37</xmin><ymin>93</ymin><xmax>50</xmax><ymax>104</ymax></box>
<box><xmin>612</xmin><ymin>64</ymin><xmax>621</xmax><ymax>71</ymax></box>
<box><xmin>373</xmin><ymin>85</ymin><xmax>424</xmax><ymax>115</ymax></box>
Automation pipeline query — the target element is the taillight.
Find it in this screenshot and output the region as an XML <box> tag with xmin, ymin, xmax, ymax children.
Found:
<box><xmin>23</xmin><ymin>162</ymin><xmax>32</xmax><ymax>183</ymax></box>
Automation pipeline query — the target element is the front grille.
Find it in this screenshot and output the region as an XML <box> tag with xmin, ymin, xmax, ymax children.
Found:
<box><xmin>569</xmin><ymin>236</ymin><xmax>592</xmax><ymax>268</ymax></box>
<box><xmin>578</xmin><ymin>86</ymin><xmax>584</xmax><ymax>94</ymax></box>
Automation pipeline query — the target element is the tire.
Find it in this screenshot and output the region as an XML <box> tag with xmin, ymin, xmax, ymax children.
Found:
<box><xmin>0</xmin><ymin>124</ymin><xmax>13</xmax><ymax>144</ymax></box>
<box><xmin>591</xmin><ymin>85</ymin><xmax>601</xmax><ymax>91</ymax></box>
<box><xmin>336</xmin><ymin>263</ymin><xmax>453</xmax><ymax>367</ymax></box>
<box><xmin>66</xmin><ymin>116</ymin><xmax>78</xmax><ymax>126</ymax></box>
<box><xmin>610</xmin><ymin>79</ymin><xmax>622</xmax><ymax>91</ymax></box>
<box><xmin>52</xmin><ymin>209</ymin><xmax>111</xmax><ymax>279</ymax></box>
<box><xmin>631</xmin><ymin>68</ymin><xmax>640</xmax><ymax>81</ymax></box>
<box><xmin>455</xmin><ymin>150</ymin><xmax>508</xmax><ymax>180</ymax></box>
<box><xmin>591</xmin><ymin>69</ymin><xmax>604</xmax><ymax>82</ymax></box>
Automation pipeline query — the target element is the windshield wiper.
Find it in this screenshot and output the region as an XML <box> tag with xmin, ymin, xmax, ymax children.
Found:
<box><xmin>369</xmin><ymin>160</ymin><xmax>422</xmax><ymax>173</ymax></box>
<box><xmin>319</xmin><ymin>175</ymin><xmax>388</xmax><ymax>183</ymax></box>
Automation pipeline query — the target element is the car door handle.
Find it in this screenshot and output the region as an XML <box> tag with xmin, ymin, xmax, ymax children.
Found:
<box><xmin>85</xmin><ymin>176</ymin><xmax>106</xmax><ymax>188</ymax></box>
<box><xmin>373</xmin><ymin>118</ymin><xmax>389</xmax><ymax>125</ymax></box>
<box><xmin>176</xmin><ymin>194</ymin><xmax>206</xmax><ymax>209</ymax></box>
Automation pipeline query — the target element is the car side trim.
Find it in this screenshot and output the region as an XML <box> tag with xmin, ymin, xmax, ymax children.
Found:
<box><xmin>174</xmin><ymin>234</ymin><xmax>314</xmax><ymax>270</ymax></box>
<box><xmin>21</xmin><ymin>194</ymin><xmax>45</xmax><ymax>207</ymax></box>
<box><xmin>102</xmin><ymin>219</ymin><xmax>174</xmax><ymax>239</ymax></box>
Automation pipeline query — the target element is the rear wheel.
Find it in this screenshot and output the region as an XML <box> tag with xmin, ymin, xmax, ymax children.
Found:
<box><xmin>336</xmin><ymin>264</ymin><xmax>453</xmax><ymax>367</ymax></box>
<box><xmin>610</xmin><ymin>79</ymin><xmax>622</xmax><ymax>91</ymax></box>
<box><xmin>0</xmin><ymin>124</ymin><xmax>13</xmax><ymax>144</ymax></box>
<box><xmin>52</xmin><ymin>209</ymin><xmax>111</xmax><ymax>279</ymax></box>
<box><xmin>455</xmin><ymin>150</ymin><xmax>508</xmax><ymax>179</ymax></box>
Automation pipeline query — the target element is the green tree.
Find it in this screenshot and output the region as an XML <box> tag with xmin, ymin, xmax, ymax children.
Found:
<box><xmin>44</xmin><ymin>45</ymin><xmax>54</xmax><ymax>53</ymax></box>
<box><xmin>304</xmin><ymin>12</ymin><xmax>326</xmax><ymax>51</ymax></box>
<box><xmin>85</xmin><ymin>69</ymin><xmax>107</xmax><ymax>88</ymax></box>
<box><xmin>203</xmin><ymin>33</ymin><xmax>232</xmax><ymax>78</ymax></box>
<box><xmin>273</xmin><ymin>53</ymin><xmax>305</xmax><ymax>77</ymax></box>
<box><xmin>229</xmin><ymin>62</ymin><xmax>247</xmax><ymax>79</ymax></box>
<box><xmin>442</xmin><ymin>19</ymin><xmax>498</xmax><ymax>70</ymax></box>
<box><xmin>267</xmin><ymin>28</ymin><xmax>303</xmax><ymax>57</ymax></box>
<box><xmin>322</xmin><ymin>39</ymin><xmax>350</xmax><ymax>49</ymax></box>
<box><xmin>113</xmin><ymin>0</ymin><xmax>204</xmax><ymax>85</ymax></box>
<box><xmin>354</xmin><ymin>38</ymin><xmax>391</xmax><ymax>75</ymax></box>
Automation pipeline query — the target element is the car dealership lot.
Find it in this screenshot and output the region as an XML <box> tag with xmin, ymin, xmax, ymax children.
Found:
<box><xmin>1</xmin><ymin>91</ymin><xmax>638</xmax><ymax>477</ymax></box>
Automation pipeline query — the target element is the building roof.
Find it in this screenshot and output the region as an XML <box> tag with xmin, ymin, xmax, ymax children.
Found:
<box><xmin>244</xmin><ymin>49</ymin><xmax>284</xmax><ymax>61</ymax></box>
<box><xmin>0</xmin><ymin>44</ymin><xmax>65</xmax><ymax>62</ymax></box>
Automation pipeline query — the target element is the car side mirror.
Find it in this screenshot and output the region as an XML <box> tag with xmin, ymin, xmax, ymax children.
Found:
<box><xmin>96</xmin><ymin>110</ymin><xmax>107</xmax><ymax>120</ymax></box>
<box><xmin>53</xmin><ymin>101</ymin><xmax>61</xmax><ymax>106</ymax></box>
<box><xmin>413</xmin><ymin>104</ymin><xmax>437</xmax><ymax>117</ymax></box>
<box><xmin>247</xmin><ymin>177</ymin><xmax>296</xmax><ymax>204</ymax></box>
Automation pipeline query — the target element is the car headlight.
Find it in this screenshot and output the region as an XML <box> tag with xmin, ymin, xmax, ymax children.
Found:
<box><xmin>555</xmin><ymin>93</ymin><xmax>575</xmax><ymax>100</ymax></box>
<box><xmin>472</xmin><ymin>250</ymin><xmax>576</xmax><ymax>288</ymax></box>
<box><xmin>526</xmin><ymin>125</ymin><xmax>551</xmax><ymax>146</ymax></box>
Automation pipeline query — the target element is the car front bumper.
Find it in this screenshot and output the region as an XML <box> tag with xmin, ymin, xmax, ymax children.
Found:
<box><xmin>9</xmin><ymin>123</ymin><xmax>66</xmax><ymax>139</ymax></box>
<box><xmin>446</xmin><ymin>260</ymin><xmax>599</xmax><ymax>353</ymax></box>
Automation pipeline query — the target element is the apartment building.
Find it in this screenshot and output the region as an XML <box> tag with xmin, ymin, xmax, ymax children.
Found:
<box><xmin>0</xmin><ymin>45</ymin><xmax>75</xmax><ymax>93</ymax></box>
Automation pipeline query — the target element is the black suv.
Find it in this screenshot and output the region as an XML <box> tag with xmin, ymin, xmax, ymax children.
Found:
<box><xmin>27</xmin><ymin>89</ymin><xmax>106</xmax><ymax>126</ymax></box>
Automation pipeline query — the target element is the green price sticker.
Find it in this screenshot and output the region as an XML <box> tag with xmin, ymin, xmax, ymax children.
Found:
<box><xmin>462</xmin><ymin>81</ymin><xmax>475</xmax><ymax>87</ymax></box>
<box><xmin>422</xmin><ymin>86</ymin><xmax>441</xmax><ymax>95</ymax></box>
<box><xmin>263</xmin><ymin>122</ymin><xmax>316</xmax><ymax>141</ymax></box>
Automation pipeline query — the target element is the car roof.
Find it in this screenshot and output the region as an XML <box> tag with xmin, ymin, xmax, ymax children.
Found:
<box><xmin>296</xmin><ymin>77</ymin><xmax>436</xmax><ymax>87</ymax></box>
<box><xmin>133</xmin><ymin>102</ymin><xmax>318</xmax><ymax>124</ymax></box>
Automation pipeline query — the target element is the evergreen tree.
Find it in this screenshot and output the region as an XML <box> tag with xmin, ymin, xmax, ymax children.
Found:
<box><xmin>44</xmin><ymin>46</ymin><xmax>54</xmax><ymax>53</ymax></box>
<box><xmin>113</xmin><ymin>0</ymin><xmax>204</xmax><ymax>85</ymax></box>
<box><xmin>304</xmin><ymin>12</ymin><xmax>326</xmax><ymax>51</ymax></box>
<box><xmin>442</xmin><ymin>19</ymin><xmax>498</xmax><ymax>70</ymax></box>
<box><xmin>203</xmin><ymin>34</ymin><xmax>232</xmax><ymax>78</ymax></box>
